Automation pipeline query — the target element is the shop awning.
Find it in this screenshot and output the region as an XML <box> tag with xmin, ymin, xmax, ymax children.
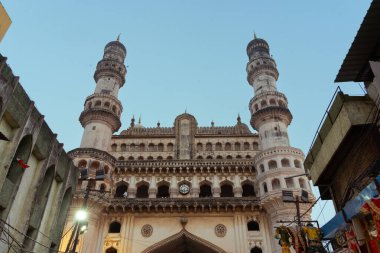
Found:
<box><xmin>320</xmin><ymin>175</ymin><xmax>380</xmax><ymax>239</ymax></box>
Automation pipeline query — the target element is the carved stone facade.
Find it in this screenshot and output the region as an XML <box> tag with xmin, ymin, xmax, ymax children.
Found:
<box><xmin>60</xmin><ymin>36</ymin><xmax>313</xmax><ymax>253</ymax></box>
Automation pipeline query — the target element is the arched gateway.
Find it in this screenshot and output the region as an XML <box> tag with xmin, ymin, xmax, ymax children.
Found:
<box><xmin>141</xmin><ymin>229</ymin><xmax>227</xmax><ymax>253</ymax></box>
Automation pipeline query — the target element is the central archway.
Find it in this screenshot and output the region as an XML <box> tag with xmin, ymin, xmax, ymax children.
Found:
<box><xmin>141</xmin><ymin>229</ymin><xmax>226</xmax><ymax>253</ymax></box>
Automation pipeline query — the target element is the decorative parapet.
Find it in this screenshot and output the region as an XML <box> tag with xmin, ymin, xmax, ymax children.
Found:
<box><xmin>79</xmin><ymin>107</ymin><xmax>121</xmax><ymax>132</ymax></box>
<box><xmin>254</xmin><ymin>146</ymin><xmax>304</xmax><ymax>164</ymax></box>
<box><xmin>84</xmin><ymin>93</ymin><xmax>123</xmax><ymax>111</ymax></box>
<box><xmin>249</xmin><ymin>91</ymin><xmax>288</xmax><ymax>108</ymax></box>
<box><xmin>68</xmin><ymin>148</ymin><xmax>116</xmax><ymax>164</ymax></box>
<box><xmin>250</xmin><ymin>106</ymin><xmax>292</xmax><ymax>130</ymax></box>
<box><xmin>101</xmin><ymin>196</ymin><xmax>261</xmax><ymax>213</ymax></box>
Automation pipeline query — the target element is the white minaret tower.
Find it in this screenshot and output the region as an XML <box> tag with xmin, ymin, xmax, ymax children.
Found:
<box><xmin>79</xmin><ymin>37</ymin><xmax>127</xmax><ymax>151</ymax></box>
<box><xmin>246</xmin><ymin>35</ymin><xmax>313</xmax><ymax>252</ymax></box>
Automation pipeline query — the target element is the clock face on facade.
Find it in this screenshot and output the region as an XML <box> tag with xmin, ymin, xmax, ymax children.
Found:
<box><xmin>179</xmin><ymin>184</ymin><xmax>190</xmax><ymax>195</ymax></box>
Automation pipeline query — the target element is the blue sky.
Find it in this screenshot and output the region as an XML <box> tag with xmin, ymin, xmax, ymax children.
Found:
<box><xmin>0</xmin><ymin>1</ymin><xmax>372</xmax><ymax>226</ymax></box>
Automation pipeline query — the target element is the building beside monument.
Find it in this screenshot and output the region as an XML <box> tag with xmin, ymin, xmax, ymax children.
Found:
<box><xmin>0</xmin><ymin>55</ymin><xmax>77</xmax><ymax>253</ymax></box>
<box><xmin>60</xmin><ymin>35</ymin><xmax>313</xmax><ymax>253</ymax></box>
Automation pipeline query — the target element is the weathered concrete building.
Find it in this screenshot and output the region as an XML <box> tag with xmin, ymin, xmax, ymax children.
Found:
<box><xmin>304</xmin><ymin>0</ymin><xmax>380</xmax><ymax>251</ymax></box>
<box><xmin>0</xmin><ymin>55</ymin><xmax>77</xmax><ymax>252</ymax></box>
<box><xmin>60</xmin><ymin>36</ymin><xmax>313</xmax><ymax>253</ymax></box>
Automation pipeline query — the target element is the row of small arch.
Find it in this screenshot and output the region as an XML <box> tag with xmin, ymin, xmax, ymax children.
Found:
<box><xmin>262</xmin><ymin>177</ymin><xmax>308</xmax><ymax>193</ymax></box>
<box><xmin>258</xmin><ymin>158</ymin><xmax>302</xmax><ymax>172</ymax></box>
<box><xmin>111</xmin><ymin>143</ymin><xmax>173</xmax><ymax>152</ymax></box>
<box><xmin>111</xmin><ymin>141</ymin><xmax>260</xmax><ymax>153</ymax></box>
<box><xmin>251</xmin><ymin>98</ymin><xmax>287</xmax><ymax>113</ymax></box>
<box><xmin>117</xmin><ymin>155</ymin><xmax>254</xmax><ymax>161</ymax></box>
<box><xmin>86</xmin><ymin>100</ymin><xmax>121</xmax><ymax>116</ymax></box>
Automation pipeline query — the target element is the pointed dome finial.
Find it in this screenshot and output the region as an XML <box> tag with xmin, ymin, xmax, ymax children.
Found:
<box><xmin>237</xmin><ymin>113</ymin><xmax>241</xmax><ymax>123</ymax></box>
<box><xmin>117</xmin><ymin>34</ymin><xmax>121</xmax><ymax>41</ymax></box>
<box><xmin>254</xmin><ymin>32</ymin><xmax>257</xmax><ymax>39</ymax></box>
<box><xmin>211</xmin><ymin>120</ymin><xmax>215</xmax><ymax>127</ymax></box>
<box><xmin>185</xmin><ymin>108</ymin><xmax>187</xmax><ymax>114</ymax></box>
<box><xmin>157</xmin><ymin>121</ymin><xmax>161</xmax><ymax>127</ymax></box>
<box><xmin>131</xmin><ymin>115</ymin><xmax>135</xmax><ymax>127</ymax></box>
<box><xmin>138</xmin><ymin>115</ymin><xmax>141</xmax><ymax>124</ymax></box>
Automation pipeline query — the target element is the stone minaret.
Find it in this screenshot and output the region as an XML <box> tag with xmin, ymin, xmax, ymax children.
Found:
<box><xmin>246</xmin><ymin>35</ymin><xmax>312</xmax><ymax>252</ymax></box>
<box><xmin>79</xmin><ymin>38</ymin><xmax>127</xmax><ymax>151</ymax></box>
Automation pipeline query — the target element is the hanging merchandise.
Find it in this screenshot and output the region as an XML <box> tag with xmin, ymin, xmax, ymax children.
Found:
<box><xmin>275</xmin><ymin>226</ymin><xmax>292</xmax><ymax>253</ymax></box>
<box><xmin>360</xmin><ymin>197</ymin><xmax>380</xmax><ymax>240</ymax></box>
<box><xmin>345</xmin><ymin>227</ymin><xmax>360</xmax><ymax>253</ymax></box>
<box><xmin>302</xmin><ymin>223</ymin><xmax>326</xmax><ymax>253</ymax></box>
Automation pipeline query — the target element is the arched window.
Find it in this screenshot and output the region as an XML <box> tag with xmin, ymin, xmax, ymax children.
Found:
<box><xmin>78</xmin><ymin>159</ymin><xmax>87</xmax><ymax>168</ymax></box>
<box><xmin>118</xmin><ymin>156</ymin><xmax>125</xmax><ymax>161</ymax></box>
<box><xmin>104</xmin><ymin>166</ymin><xmax>110</xmax><ymax>174</ymax></box>
<box><xmin>260</xmin><ymin>100</ymin><xmax>267</xmax><ymax>107</ymax></box>
<box><xmin>234</xmin><ymin>142</ymin><xmax>241</xmax><ymax>151</ymax></box>
<box><xmin>197</xmin><ymin>156</ymin><xmax>203</xmax><ymax>160</ymax></box>
<box><xmin>156</xmin><ymin>184</ymin><xmax>169</xmax><ymax>198</ymax></box>
<box><xmin>87</xmin><ymin>102</ymin><xmax>92</xmax><ymax>109</ymax></box>
<box><xmin>269</xmin><ymin>98</ymin><xmax>276</xmax><ymax>105</ymax></box>
<box><xmin>106</xmin><ymin>247</ymin><xmax>117</xmax><ymax>253</ymax></box>
<box><xmin>252</xmin><ymin>142</ymin><xmax>259</xmax><ymax>150</ymax></box>
<box><xmin>137</xmin><ymin>156</ymin><xmax>144</xmax><ymax>160</ymax></box>
<box><xmin>294</xmin><ymin>159</ymin><xmax>301</xmax><ymax>168</ymax></box>
<box><xmin>157</xmin><ymin>143</ymin><xmax>164</xmax><ymax>152</ymax></box>
<box><xmin>220</xmin><ymin>184</ymin><xmax>234</xmax><ymax>197</ymax></box>
<box><xmin>281</xmin><ymin>159</ymin><xmax>290</xmax><ymax>167</ymax></box>
<box><xmin>147</xmin><ymin>156</ymin><xmax>153</xmax><ymax>160</ymax></box>
<box><xmin>206</xmin><ymin>155</ymin><xmax>213</xmax><ymax>159</ymax></box>
<box><xmin>115</xmin><ymin>183</ymin><xmax>128</xmax><ymax>197</ymax></box>
<box><xmin>251</xmin><ymin>246</ymin><xmax>262</xmax><ymax>253</ymax></box>
<box><xmin>167</xmin><ymin>143</ymin><xmax>174</xmax><ymax>152</ymax></box>
<box><xmin>112</xmin><ymin>105</ymin><xmax>116</xmax><ymax>113</ymax></box>
<box><xmin>95</xmin><ymin>100</ymin><xmax>101</xmax><ymax>107</ymax></box>
<box><xmin>166</xmin><ymin>156</ymin><xmax>173</xmax><ymax>160</ymax></box>
<box><xmin>196</xmin><ymin>143</ymin><xmax>203</xmax><ymax>151</ymax></box>
<box><xmin>226</xmin><ymin>155</ymin><xmax>232</xmax><ymax>159</ymax></box>
<box><xmin>236</xmin><ymin>155</ymin><xmax>242</xmax><ymax>159</ymax></box>
<box><xmin>216</xmin><ymin>155</ymin><xmax>223</xmax><ymax>159</ymax></box>
<box><xmin>111</xmin><ymin>144</ymin><xmax>117</xmax><ymax>152</ymax></box>
<box><xmin>259</xmin><ymin>164</ymin><xmax>265</xmax><ymax>173</ymax></box>
<box><xmin>206</xmin><ymin>142</ymin><xmax>212</xmax><ymax>151</ymax></box>
<box><xmin>157</xmin><ymin>156</ymin><xmax>163</xmax><ymax>160</ymax></box>
<box><xmin>90</xmin><ymin>161</ymin><xmax>100</xmax><ymax>170</ymax></box>
<box><xmin>139</xmin><ymin>143</ymin><xmax>145</xmax><ymax>152</ymax></box>
<box><xmin>246</xmin><ymin>155</ymin><xmax>252</xmax><ymax>159</ymax></box>
<box><xmin>215</xmin><ymin>142</ymin><xmax>222</xmax><ymax>151</ymax></box>
<box><xmin>268</xmin><ymin>160</ymin><xmax>277</xmax><ymax>170</ymax></box>
<box><xmin>136</xmin><ymin>183</ymin><xmax>149</xmax><ymax>198</ymax></box>
<box><xmin>278</xmin><ymin>100</ymin><xmax>286</xmax><ymax>107</ymax></box>
<box><xmin>299</xmin><ymin>178</ymin><xmax>307</xmax><ymax>189</ymax></box>
<box><xmin>104</xmin><ymin>101</ymin><xmax>110</xmax><ymax>108</ymax></box>
<box><xmin>242</xmin><ymin>183</ymin><xmax>255</xmax><ymax>197</ymax></box>
<box><xmin>225</xmin><ymin>142</ymin><xmax>232</xmax><ymax>151</ymax></box>
<box><xmin>254</xmin><ymin>104</ymin><xmax>259</xmax><ymax>111</ymax></box>
<box><xmin>286</xmin><ymin>178</ymin><xmax>294</xmax><ymax>188</ymax></box>
<box><xmin>127</xmin><ymin>156</ymin><xmax>134</xmax><ymax>160</ymax></box>
<box><xmin>243</xmin><ymin>142</ymin><xmax>250</xmax><ymax>151</ymax></box>
<box><xmin>199</xmin><ymin>184</ymin><xmax>212</xmax><ymax>198</ymax></box>
<box><xmin>130</xmin><ymin>143</ymin><xmax>136</xmax><ymax>152</ymax></box>
<box><xmin>148</xmin><ymin>143</ymin><xmax>155</xmax><ymax>152</ymax></box>
<box><xmin>108</xmin><ymin>221</ymin><xmax>121</xmax><ymax>233</ymax></box>
<box><xmin>263</xmin><ymin>182</ymin><xmax>268</xmax><ymax>193</ymax></box>
<box><xmin>272</xmin><ymin>178</ymin><xmax>281</xmax><ymax>190</ymax></box>
<box><xmin>247</xmin><ymin>220</ymin><xmax>260</xmax><ymax>231</ymax></box>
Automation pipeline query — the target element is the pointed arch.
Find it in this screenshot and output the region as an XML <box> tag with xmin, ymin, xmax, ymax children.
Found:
<box><xmin>141</xmin><ymin>229</ymin><xmax>227</xmax><ymax>253</ymax></box>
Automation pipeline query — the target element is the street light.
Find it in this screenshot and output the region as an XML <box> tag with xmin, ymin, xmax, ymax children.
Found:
<box><xmin>75</xmin><ymin>209</ymin><xmax>88</xmax><ymax>222</ymax></box>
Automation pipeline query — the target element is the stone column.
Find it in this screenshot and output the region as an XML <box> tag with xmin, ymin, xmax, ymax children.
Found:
<box><xmin>191</xmin><ymin>174</ymin><xmax>200</xmax><ymax>197</ymax></box>
<box><xmin>233</xmin><ymin>174</ymin><xmax>243</xmax><ymax>197</ymax></box>
<box><xmin>127</xmin><ymin>175</ymin><xmax>136</xmax><ymax>198</ymax></box>
<box><xmin>212</xmin><ymin>175</ymin><xmax>220</xmax><ymax>197</ymax></box>
<box><xmin>149</xmin><ymin>176</ymin><xmax>157</xmax><ymax>198</ymax></box>
<box><xmin>170</xmin><ymin>176</ymin><xmax>178</xmax><ymax>198</ymax></box>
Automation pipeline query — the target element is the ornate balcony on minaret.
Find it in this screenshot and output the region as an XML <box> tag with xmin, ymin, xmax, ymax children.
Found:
<box><xmin>79</xmin><ymin>38</ymin><xmax>127</xmax><ymax>151</ymax></box>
